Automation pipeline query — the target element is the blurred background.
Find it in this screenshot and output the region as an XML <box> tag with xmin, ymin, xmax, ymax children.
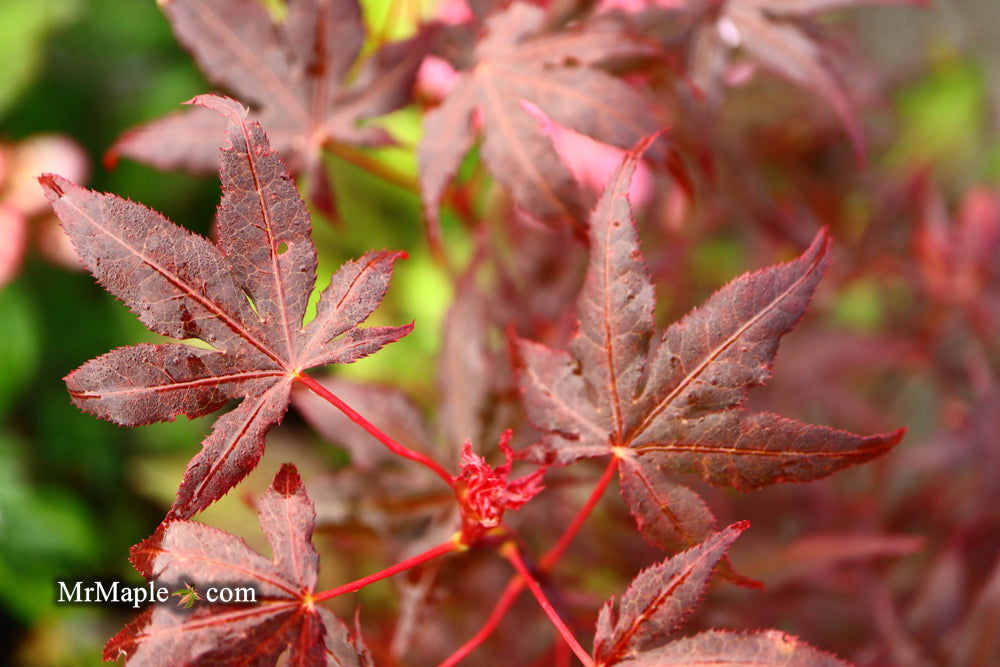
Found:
<box><xmin>0</xmin><ymin>0</ymin><xmax>997</xmax><ymax>665</ymax></box>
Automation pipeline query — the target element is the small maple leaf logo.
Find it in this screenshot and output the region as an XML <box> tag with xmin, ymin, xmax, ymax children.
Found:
<box><xmin>172</xmin><ymin>582</ymin><xmax>201</xmax><ymax>609</ymax></box>
<box><xmin>453</xmin><ymin>430</ymin><xmax>546</xmax><ymax>541</ymax></box>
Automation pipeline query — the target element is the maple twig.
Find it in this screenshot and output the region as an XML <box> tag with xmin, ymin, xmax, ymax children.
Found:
<box><xmin>313</xmin><ymin>540</ymin><xmax>457</xmax><ymax>603</ymax></box>
<box><xmin>437</xmin><ymin>576</ymin><xmax>525</xmax><ymax>667</ymax></box>
<box><xmin>501</xmin><ymin>541</ymin><xmax>595</xmax><ymax>667</ymax></box>
<box><xmin>295</xmin><ymin>372</ymin><xmax>454</xmax><ymax>486</ymax></box>
<box><xmin>437</xmin><ymin>457</ymin><xmax>619</xmax><ymax>665</ymax></box>
<box><xmin>540</xmin><ymin>456</ymin><xmax>619</xmax><ymax>571</ymax></box>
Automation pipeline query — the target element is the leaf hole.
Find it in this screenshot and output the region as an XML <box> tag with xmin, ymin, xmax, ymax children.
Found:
<box><xmin>277</xmin><ymin>241</ymin><xmax>289</xmax><ymax>255</ymax></box>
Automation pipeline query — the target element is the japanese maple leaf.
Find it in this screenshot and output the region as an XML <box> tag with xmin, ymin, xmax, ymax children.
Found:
<box><xmin>593</xmin><ymin>523</ymin><xmax>847</xmax><ymax>666</ymax></box>
<box><xmin>418</xmin><ymin>1</ymin><xmax>661</xmax><ymax>231</ymax></box>
<box><xmin>104</xmin><ymin>464</ymin><xmax>373</xmax><ymax>666</ymax></box>
<box><xmin>685</xmin><ymin>0</ymin><xmax>924</xmax><ymax>159</ymax></box>
<box><xmin>515</xmin><ymin>136</ymin><xmax>903</xmax><ymax>553</ymax></box>
<box><xmin>916</xmin><ymin>183</ymin><xmax>1000</xmax><ymax>336</ymax></box>
<box><xmin>40</xmin><ymin>94</ymin><xmax>411</xmax><ymax>519</ymax></box>
<box><xmin>110</xmin><ymin>0</ymin><xmax>428</xmax><ymax>212</ymax></box>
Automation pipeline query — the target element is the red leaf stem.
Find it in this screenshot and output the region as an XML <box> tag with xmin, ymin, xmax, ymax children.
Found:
<box><xmin>437</xmin><ymin>577</ymin><xmax>526</xmax><ymax>667</ymax></box>
<box><xmin>502</xmin><ymin>541</ymin><xmax>595</xmax><ymax>667</ymax></box>
<box><xmin>313</xmin><ymin>540</ymin><xmax>457</xmax><ymax>603</ymax></box>
<box><xmin>295</xmin><ymin>371</ymin><xmax>454</xmax><ymax>486</ymax></box>
<box><xmin>540</xmin><ymin>456</ymin><xmax>619</xmax><ymax>571</ymax></box>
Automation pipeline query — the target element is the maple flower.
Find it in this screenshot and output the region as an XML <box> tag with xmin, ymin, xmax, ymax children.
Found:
<box><xmin>453</xmin><ymin>430</ymin><xmax>545</xmax><ymax>539</ymax></box>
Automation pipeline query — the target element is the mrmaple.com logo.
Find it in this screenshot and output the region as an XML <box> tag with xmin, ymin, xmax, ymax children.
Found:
<box><xmin>56</xmin><ymin>580</ymin><xmax>256</xmax><ymax>609</ymax></box>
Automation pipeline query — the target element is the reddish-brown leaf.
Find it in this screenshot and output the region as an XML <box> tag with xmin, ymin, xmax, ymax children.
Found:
<box><xmin>594</xmin><ymin>524</ymin><xmax>849</xmax><ymax>666</ymax></box>
<box><xmin>617</xmin><ymin>454</ymin><xmax>716</xmax><ymax>553</ymax></box>
<box><xmin>594</xmin><ymin>522</ymin><xmax>748</xmax><ymax>664</ymax></box>
<box><xmin>110</xmin><ymin>0</ymin><xmax>428</xmax><ymax>207</ymax></box>
<box><xmin>516</xmin><ymin>137</ymin><xmax>903</xmax><ymax>552</ymax></box>
<box><xmin>42</xmin><ymin>95</ymin><xmax>410</xmax><ymax>519</ymax></box>
<box><xmin>418</xmin><ymin>1</ymin><xmax>661</xmax><ymax>229</ymax></box>
<box><xmin>685</xmin><ymin>0</ymin><xmax>924</xmax><ymax>159</ymax></box>
<box><xmin>438</xmin><ymin>273</ymin><xmax>493</xmax><ymax>450</ymax></box>
<box><xmin>104</xmin><ymin>464</ymin><xmax>371</xmax><ymax>666</ymax></box>
<box><xmin>614</xmin><ymin>629</ymin><xmax>849</xmax><ymax>666</ymax></box>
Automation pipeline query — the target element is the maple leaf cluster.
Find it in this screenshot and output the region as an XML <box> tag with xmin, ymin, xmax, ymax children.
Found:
<box><xmin>32</xmin><ymin>0</ymin><xmax>999</xmax><ymax>664</ymax></box>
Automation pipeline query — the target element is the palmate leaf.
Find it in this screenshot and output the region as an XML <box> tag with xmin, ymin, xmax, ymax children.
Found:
<box><xmin>515</xmin><ymin>136</ymin><xmax>904</xmax><ymax>553</ymax></box>
<box><xmin>104</xmin><ymin>464</ymin><xmax>373</xmax><ymax>666</ymax></box>
<box><xmin>110</xmin><ymin>0</ymin><xmax>428</xmax><ymax>213</ymax></box>
<box><xmin>611</xmin><ymin>630</ymin><xmax>848</xmax><ymax>666</ymax></box>
<box><xmin>594</xmin><ymin>523</ymin><xmax>848</xmax><ymax>666</ymax></box>
<box><xmin>687</xmin><ymin>0</ymin><xmax>924</xmax><ymax>158</ymax></box>
<box><xmin>418</xmin><ymin>1</ymin><xmax>661</xmax><ymax>231</ymax></box>
<box><xmin>41</xmin><ymin>94</ymin><xmax>411</xmax><ymax>519</ymax></box>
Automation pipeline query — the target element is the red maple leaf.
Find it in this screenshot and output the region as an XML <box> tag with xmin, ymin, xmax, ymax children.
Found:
<box><xmin>104</xmin><ymin>464</ymin><xmax>373</xmax><ymax>665</ymax></box>
<box><xmin>683</xmin><ymin>0</ymin><xmax>925</xmax><ymax>159</ymax></box>
<box><xmin>593</xmin><ymin>522</ymin><xmax>848</xmax><ymax>666</ymax></box>
<box><xmin>515</xmin><ymin>136</ymin><xmax>904</xmax><ymax>553</ymax></box>
<box><xmin>110</xmin><ymin>0</ymin><xmax>429</xmax><ymax>213</ymax></box>
<box><xmin>40</xmin><ymin>94</ymin><xmax>411</xmax><ymax>519</ymax></box>
<box><xmin>418</xmin><ymin>1</ymin><xmax>662</xmax><ymax>232</ymax></box>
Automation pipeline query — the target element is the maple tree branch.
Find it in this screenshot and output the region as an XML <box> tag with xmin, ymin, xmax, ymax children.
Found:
<box><xmin>295</xmin><ymin>372</ymin><xmax>454</xmax><ymax>486</ymax></box>
<box><xmin>501</xmin><ymin>541</ymin><xmax>595</xmax><ymax>667</ymax></box>
<box><xmin>313</xmin><ymin>540</ymin><xmax>457</xmax><ymax>603</ymax></box>
<box><xmin>437</xmin><ymin>456</ymin><xmax>619</xmax><ymax>665</ymax></box>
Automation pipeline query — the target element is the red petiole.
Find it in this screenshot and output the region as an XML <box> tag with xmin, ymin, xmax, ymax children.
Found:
<box><xmin>313</xmin><ymin>540</ymin><xmax>457</xmax><ymax>603</ymax></box>
<box><xmin>295</xmin><ymin>371</ymin><xmax>454</xmax><ymax>487</ymax></box>
<box><xmin>501</xmin><ymin>541</ymin><xmax>595</xmax><ymax>667</ymax></box>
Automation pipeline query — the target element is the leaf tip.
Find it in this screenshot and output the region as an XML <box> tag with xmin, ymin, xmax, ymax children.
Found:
<box><xmin>128</xmin><ymin>521</ymin><xmax>172</xmax><ymax>577</ymax></box>
<box><xmin>185</xmin><ymin>94</ymin><xmax>249</xmax><ymax>124</ymax></box>
<box><xmin>730</xmin><ymin>519</ymin><xmax>751</xmax><ymax>534</ymax></box>
<box><xmin>38</xmin><ymin>173</ymin><xmax>66</xmax><ymax>199</ymax></box>
<box><xmin>811</xmin><ymin>226</ymin><xmax>833</xmax><ymax>253</ymax></box>
<box><xmin>885</xmin><ymin>427</ymin><xmax>907</xmax><ymax>446</ymax></box>
<box><xmin>272</xmin><ymin>463</ymin><xmax>303</xmax><ymax>496</ymax></box>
